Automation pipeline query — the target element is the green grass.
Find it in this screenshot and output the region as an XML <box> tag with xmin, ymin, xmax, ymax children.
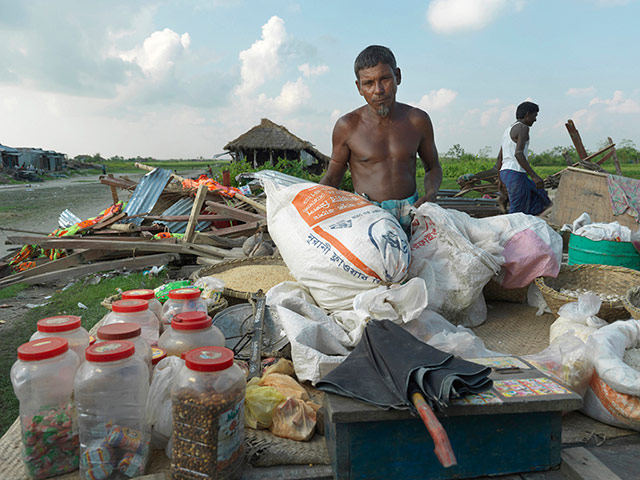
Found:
<box><xmin>0</xmin><ymin>283</ymin><xmax>29</xmax><ymax>300</ymax></box>
<box><xmin>0</xmin><ymin>271</ymin><xmax>167</xmax><ymax>436</ymax></box>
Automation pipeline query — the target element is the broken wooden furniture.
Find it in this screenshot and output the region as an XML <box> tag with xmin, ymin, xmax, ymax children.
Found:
<box><xmin>324</xmin><ymin>356</ymin><xmax>581</xmax><ymax>480</ymax></box>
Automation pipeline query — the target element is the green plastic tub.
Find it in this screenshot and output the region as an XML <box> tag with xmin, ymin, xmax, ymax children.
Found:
<box><xmin>568</xmin><ymin>233</ymin><xmax>640</xmax><ymax>270</ymax></box>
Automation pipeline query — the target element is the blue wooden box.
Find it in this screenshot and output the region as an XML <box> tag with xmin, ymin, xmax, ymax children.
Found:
<box><xmin>323</xmin><ymin>356</ymin><xmax>583</xmax><ymax>480</ymax></box>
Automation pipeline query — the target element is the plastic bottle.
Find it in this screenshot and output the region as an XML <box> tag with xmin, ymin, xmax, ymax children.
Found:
<box><xmin>171</xmin><ymin>346</ymin><xmax>245</xmax><ymax>480</ymax></box>
<box><xmin>161</xmin><ymin>288</ymin><xmax>207</xmax><ymax>329</ymax></box>
<box><xmin>103</xmin><ymin>299</ymin><xmax>160</xmax><ymax>346</ymax></box>
<box><xmin>158</xmin><ymin>311</ymin><xmax>225</xmax><ymax>358</ymax></box>
<box><xmin>30</xmin><ymin>315</ymin><xmax>90</xmax><ymax>362</ymax></box>
<box><xmin>11</xmin><ymin>337</ymin><xmax>80</xmax><ymax>479</ymax></box>
<box><xmin>96</xmin><ymin>322</ymin><xmax>153</xmax><ymax>380</ymax></box>
<box><xmin>75</xmin><ymin>340</ymin><xmax>150</xmax><ymax>480</ymax></box>
<box><xmin>121</xmin><ymin>289</ymin><xmax>163</xmax><ymax>323</ymax></box>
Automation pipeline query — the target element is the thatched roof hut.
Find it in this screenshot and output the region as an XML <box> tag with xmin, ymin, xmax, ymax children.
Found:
<box><xmin>224</xmin><ymin>118</ymin><xmax>330</xmax><ymax>174</ymax></box>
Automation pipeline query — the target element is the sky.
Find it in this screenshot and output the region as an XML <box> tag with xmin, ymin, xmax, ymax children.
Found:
<box><xmin>0</xmin><ymin>0</ymin><xmax>639</xmax><ymax>160</ymax></box>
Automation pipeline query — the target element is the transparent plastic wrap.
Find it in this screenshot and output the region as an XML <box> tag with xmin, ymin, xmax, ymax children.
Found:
<box><xmin>147</xmin><ymin>356</ymin><xmax>184</xmax><ymax>449</ymax></box>
<box><xmin>550</xmin><ymin>293</ymin><xmax>607</xmax><ymax>343</ymax></box>
<box><xmin>244</xmin><ymin>377</ymin><xmax>286</xmax><ymax>429</ymax></box>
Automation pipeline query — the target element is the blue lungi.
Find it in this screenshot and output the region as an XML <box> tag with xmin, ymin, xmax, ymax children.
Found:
<box><xmin>500</xmin><ymin>169</ymin><xmax>551</xmax><ymax>215</ymax></box>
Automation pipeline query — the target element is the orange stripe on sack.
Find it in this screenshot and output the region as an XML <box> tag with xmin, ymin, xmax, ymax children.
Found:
<box><xmin>312</xmin><ymin>226</ymin><xmax>380</xmax><ymax>280</ymax></box>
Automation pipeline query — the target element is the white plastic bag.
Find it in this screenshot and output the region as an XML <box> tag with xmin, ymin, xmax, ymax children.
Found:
<box><xmin>549</xmin><ymin>293</ymin><xmax>607</xmax><ymax>343</ymax></box>
<box><xmin>527</xmin><ymin>283</ymin><xmax>551</xmax><ymax>316</ymax></box>
<box><xmin>265</xmin><ymin>180</ymin><xmax>410</xmax><ymax>312</ymax></box>
<box><xmin>146</xmin><ymin>356</ymin><xmax>184</xmax><ymax>448</ymax></box>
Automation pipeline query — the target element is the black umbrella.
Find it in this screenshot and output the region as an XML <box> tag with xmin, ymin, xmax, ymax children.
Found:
<box><xmin>317</xmin><ymin>319</ymin><xmax>493</xmax><ymax>467</ymax></box>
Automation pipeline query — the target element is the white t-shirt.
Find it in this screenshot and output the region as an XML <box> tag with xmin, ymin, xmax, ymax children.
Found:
<box><xmin>500</xmin><ymin>121</ymin><xmax>528</xmax><ymax>173</ymax></box>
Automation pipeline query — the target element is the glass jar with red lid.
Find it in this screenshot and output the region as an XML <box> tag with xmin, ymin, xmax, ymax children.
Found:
<box><xmin>121</xmin><ymin>289</ymin><xmax>162</xmax><ymax>323</ymax></box>
<box><xmin>160</xmin><ymin>287</ymin><xmax>207</xmax><ymax>329</ymax></box>
<box><xmin>158</xmin><ymin>311</ymin><xmax>225</xmax><ymax>358</ymax></box>
<box><xmin>97</xmin><ymin>322</ymin><xmax>153</xmax><ymax>380</ymax></box>
<box><xmin>30</xmin><ymin>315</ymin><xmax>90</xmax><ymax>362</ymax></box>
<box><xmin>171</xmin><ymin>346</ymin><xmax>245</xmax><ymax>480</ymax></box>
<box><xmin>11</xmin><ymin>337</ymin><xmax>81</xmax><ymax>479</ymax></box>
<box><xmin>103</xmin><ymin>299</ymin><xmax>160</xmax><ymax>346</ymax></box>
<box><xmin>75</xmin><ymin>340</ymin><xmax>150</xmax><ymax>480</ymax></box>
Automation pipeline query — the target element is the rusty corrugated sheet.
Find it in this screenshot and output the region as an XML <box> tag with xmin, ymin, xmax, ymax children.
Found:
<box><xmin>122</xmin><ymin>168</ymin><xmax>173</xmax><ymax>226</ymax></box>
<box><xmin>155</xmin><ymin>197</ymin><xmax>211</xmax><ymax>234</ymax></box>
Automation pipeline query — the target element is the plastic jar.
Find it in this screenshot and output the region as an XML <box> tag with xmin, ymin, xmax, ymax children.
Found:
<box><xmin>103</xmin><ymin>299</ymin><xmax>160</xmax><ymax>346</ymax></box>
<box><xmin>158</xmin><ymin>311</ymin><xmax>225</xmax><ymax>358</ymax></box>
<box><xmin>161</xmin><ymin>287</ymin><xmax>207</xmax><ymax>328</ymax></box>
<box><xmin>11</xmin><ymin>337</ymin><xmax>81</xmax><ymax>479</ymax></box>
<box><xmin>171</xmin><ymin>346</ymin><xmax>245</xmax><ymax>480</ymax></box>
<box><xmin>122</xmin><ymin>289</ymin><xmax>163</xmax><ymax>322</ymax></box>
<box><xmin>30</xmin><ymin>315</ymin><xmax>90</xmax><ymax>362</ymax></box>
<box><xmin>97</xmin><ymin>323</ymin><xmax>152</xmax><ymax>380</ymax></box>
<box><xmin>75</xmin><ymin>340</ymin><xmax>150</xmax><ymax>480</ymax></box>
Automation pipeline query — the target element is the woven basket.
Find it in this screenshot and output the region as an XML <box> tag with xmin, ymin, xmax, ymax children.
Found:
<box><xmin>483</xmin><ymin>278</ymin><xmax>529</xmax><ymax>304</ymax></box>
<box><xmin>194</xmin><ymin>256</ymin><xmax>289</xmax><ymax>303</ymax></box>
<box><xmin>623</xmin><ymin>285</ymin><xmax>640</xmax><ymax>320</ymax></box>
<box><xmin>534</xmin><ymin>264</ymin><xmax>640</xmax><ymax>321</ymax></box>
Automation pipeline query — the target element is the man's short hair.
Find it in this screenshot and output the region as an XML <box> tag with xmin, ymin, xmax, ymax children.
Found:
<box><xmin>354</xmin><ymin>45</ymin><xmax>397</xmax><ymax>80</ymax></box>
<box><xmin>516</xmin><ymin>101</ymin><xmax>539</xmax><ymax>119</ymax></box>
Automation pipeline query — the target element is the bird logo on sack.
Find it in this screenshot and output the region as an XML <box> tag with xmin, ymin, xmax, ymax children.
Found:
<box><xmin>329</xmin><ymin>219</ymin><xmax>352</xmax><ymax>230</ymax></box>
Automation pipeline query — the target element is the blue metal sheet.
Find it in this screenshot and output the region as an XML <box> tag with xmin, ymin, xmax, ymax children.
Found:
<box><xmin>122</xmin><ymin>168</ymin><xmax>173</xmax><ymax>226</ymax></box>
<box><xmin>155</xmin><ymin>197</ymin><xmax>211</xmax><ymax>234</ymax></box>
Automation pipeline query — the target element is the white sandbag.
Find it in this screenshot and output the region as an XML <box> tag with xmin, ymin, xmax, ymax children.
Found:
<box><xmin>265</xmin><ymin>180</ymin><xmax>410</xmax><ymax>312</ymax></box>
<box><xmin>549</xmin><ymin>293</ymin><xmax>607</xmax><ymax>343</ymax></box>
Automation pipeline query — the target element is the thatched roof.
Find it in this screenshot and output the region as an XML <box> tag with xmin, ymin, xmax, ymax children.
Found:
<box><xmin>224</xmin><ymin>118</ymin><xmax>329</xmax><ymax>162</ymax></box>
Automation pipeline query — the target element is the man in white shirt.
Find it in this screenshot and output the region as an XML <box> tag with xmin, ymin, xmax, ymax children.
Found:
<box><xmin>496</xmin><ymin>101</ymin><xmax>551</xmax><ymax>215</ymax></box>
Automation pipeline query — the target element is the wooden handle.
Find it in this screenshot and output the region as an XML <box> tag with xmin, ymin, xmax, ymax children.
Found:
<box><xmin>411</xmin><ymin>391</ymin><xmax>457</xmax><ymax>468</ymax></box>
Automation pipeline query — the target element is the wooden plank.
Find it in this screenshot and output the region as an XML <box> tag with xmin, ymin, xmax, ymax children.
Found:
<box><xmin>145</xmin><ymin>214</ymin><xmax>230</xmax><ymax>222</ymax></box>
<box><xmin>561</xmin><ymin>447</ymin><xmax>622</xmax><ymax>480</ymax></box>
<box><xmin>235</xmin><ymin>192</ymin><xmax>267</xmax><ymax>213</ymax></box>
<box><xmin>205</xmin><ymin>200</ymin><xmax>266</xmax><ymax>223</ymax></box>
<box><xmin>609</xmin><ymin>137</ymin><xmax>623</xmax><ymax>176</ymax></box>
<box><xmin>581</xmin><ymin>143</ymin><xmax>615</xmax><ymax>164</ymax></box>
<box><xmin>183</xmin><ymin>184</ymin><xmax>209</xmax><ymax>243</ymax></box>
<box><xmin>7</xmin><ymin>253</ymin><xmax>178</xmax><ymax>286</ymax></box>
<box><xmin>565</xmin><ymin>119</ymin><xmax>589</xmax><ymax>160</ymax></box>
<box><xmin>5</xmin><ymin>236</ymin><xmax>189</xmax><ymax>254</ymax></box>
<box><xmin>91</xmin><ymin>212</ymin><xmax>126</xmax><ymax>231</ymax></box>
<box><xmin>107</xmin><ymin>174</ymin><xmax>119</xmax><ymax>203</ymax></box>
<box><xmin>208</xmin><ymin>220</ymin><xmax>265</xmax><ymax>237</ymax></box>
<box><xmin>193</xmin><ymin>232</ymin><xmax>246</xmax><ymax>249</ymax></box>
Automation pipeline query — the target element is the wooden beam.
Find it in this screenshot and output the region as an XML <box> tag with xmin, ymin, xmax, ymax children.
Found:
<box><xmin>205</xmin><ymin>200</ymin><xmax>265</xmax><ymax>223</ymax></box>
<box><xmin>234</xmin><ymin>192</ymin><xmax>267</xmax><ymax>213</ymax></box>
<box><xmin>183</xmin><ymin>184</ymin><xmax>209</xmax><ymax>243</ymax></box>
<box><xmin>107</xmin><ymin>174</ymin><xmax>119</xmax><ymax>203</ymax></box>
<box><xmin>565</xmin><ymin>119</ymin><xmax>589</xmax><ymax>160</ymax></box>
<box><xmin>561</xmin><ymin>447</ymin><xmax>622</xmax><ymax>480</ymax></box>
<box><xmin>581</xmin><ymin>142</ymin><xmax>615</xmax><ymax>163</ymax></box>
<box><xmin>87</xmin><ymin>212</ymin><xmax>126</xmax><ymax>231</ymax></box>
<box><xmin>609</xmin><ymin>137</ymin><xmax>623</xmax><ymax>175</ymax></box>
<box><xmin>146</xmin><ymin>214</ymin><xmax>226</xmax><ymax>222</ymax></box>
<box><xmin>208</xmin><ymin>220</ymin><xmax>265</xmax><ymax>237</ymax></box>
<box><xmin>5</xmin><ymin>236</ymin><xmax>188</xmax><ymax>254</ymax></box>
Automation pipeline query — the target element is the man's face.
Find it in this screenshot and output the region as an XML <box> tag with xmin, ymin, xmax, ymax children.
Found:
<box><xmin>356</xmin><ymin>62</ymin><xmax>401</xmax><ymax>117</ymax></box>
<box><xmin>523</xmin><ymin>111</ymin><xmax>538</xmax><ymax>127</ymax></box>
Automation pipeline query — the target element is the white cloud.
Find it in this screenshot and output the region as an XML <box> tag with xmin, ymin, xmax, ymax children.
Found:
<box><xmin>417</xmin><ymin>88</ymin><xmax>457</xmax><ymax>111</ymax></box>
<box><xmin>571</xmin><ymin>108</ymin><xmax>598</xmax><ymax>129</ymax></box>
<box><xmin>235</xmin><ymin>16</ymin><xmax>286</xmax><ymax>97</ymax></box>
<box><xmin>589</xmin><ymin>90</ymin><xmax>640</xmax><ymax>113</ymax></box>
<box><xmin>480</xmin><ymin>107</ymin><xmax>498</xmax><ymax>127</ymax></box>
<box><xmin>256</xmin><ymin>77</ymin><xmax>310</xmax><ymax>113</ymax></box>
<box><xmin>427</xmin><ymin>0</ymin><xmax>511</xmax><ymax>34</ymax></box>
<box><xmin>114</xmin><ymin>28</ymin><xmax>190</xmax><ymax>79</ymax></box>
<box><xmin>498</xmin><ymin>105</ymin><xmax>516</xmax><ymax>125</ymax></box>
<box><xmin>298</xmin><ymin>63</ymin><xmax>329</xmax><ymax>77</ymax></box>
<box><xmin>485</xmin><ymin>98</ymin><xmax>500</xmax><ymax>105</ymax></box>
<box><xmin>566</xmin><ymin>87</ymin><xmax>596</xmax><ymax>97</ymax></box>
<box><xmin>330</xmin><ymin>109</ymin><xmax>341</xmax><ymax>125</ymax></box>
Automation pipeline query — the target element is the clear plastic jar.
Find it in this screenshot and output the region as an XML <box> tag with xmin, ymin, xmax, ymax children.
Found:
<box><xmin>75</xmin><ymin>340</ymin><xmax>150</xmax><ymax>480</ymax></box>
<box><xmin>103</xmin><ymin>299</ymin><xmax>160</xmax><ymax>346</ymax></box>
<box><xmin>171</xmin><ymin>346</ymin><xmax>245</xmax><ymax>480</ymax></box>
<box><xmin>161</xmin><ymin>288</ymin><xmax>207</xmax><ymax>329</ymax></box>
<box><xmin>158</xmin><ymin>311</ymin><xmax>225</xmax><ymax>358</ymax></box>
<box><xmin>96</xmin><ymin>323</ymin><xmax>152</xmax><ymax>380</ymax></box>
<box><xmin>121</xmin><ymin>289</ymin><xmax>163</xmax><ymax>323</ymax></box>
<box><xmin>30</xmin><ymin>315</ymin><xmax>90</xmax><ymax>362</ymax></box>
<box><xmin>11</xmin><ymin>337</ymin><xmax>81</xmax><ymax>479</ymax></box>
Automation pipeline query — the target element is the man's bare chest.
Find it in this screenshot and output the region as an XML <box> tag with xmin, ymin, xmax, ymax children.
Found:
<box><xmin>348</xmin><ymin>126</ymin><xmax>421</xmax><ymax>163</ymax></box>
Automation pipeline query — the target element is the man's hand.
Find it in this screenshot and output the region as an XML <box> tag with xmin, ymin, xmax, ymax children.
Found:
<box><xmin>531</xmin><ymin>173</ymin><xmax>544</xmax><ymax>189</ymax></box>
<box><xmin>414</xmin><ymin>193</ymin><xmax>437</xmax><ymax>208</ymax></box>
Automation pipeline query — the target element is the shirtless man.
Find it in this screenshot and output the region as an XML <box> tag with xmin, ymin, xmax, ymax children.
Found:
<box><xmin>319</xmin><ymin>45</ymin><xmax>442</xmax><ymax>233</ymax></box>
<box><xmin>496</xmin><ymin>101</ymin><xmax>551</xmax><ymax>215</ymax></box>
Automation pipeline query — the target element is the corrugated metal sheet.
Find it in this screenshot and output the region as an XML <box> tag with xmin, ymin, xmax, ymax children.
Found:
<box><xmin>122</xmin><ymin>168</ymin><xmax>173</xmax><ymax>226</ymax></box>
<box><xmin>155</xmin><ymin>197</ymin><xmax>211</xmax><ymax>234</ymax></box>
<box><xmin>58</xmin><ymin>209</ymin><xmax>82</xmax><ymax>228</ymax></box>
<box><xmin>236</xmin><ymin>169</ymin><xmax>310</xmax><ymax>187</ymax></box>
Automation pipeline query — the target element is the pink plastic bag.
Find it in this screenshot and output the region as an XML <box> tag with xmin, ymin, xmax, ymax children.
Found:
<box><xmin>500</xmin><ymin>229</ymin><xmax>560</xmax><ymax>288</ymax></box>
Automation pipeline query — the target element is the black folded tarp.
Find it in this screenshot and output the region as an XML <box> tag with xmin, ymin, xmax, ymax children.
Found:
<box><xmin>317</xmin><ymin>319</ymin><xmax>493</xmax><ymax>411</ymax></box>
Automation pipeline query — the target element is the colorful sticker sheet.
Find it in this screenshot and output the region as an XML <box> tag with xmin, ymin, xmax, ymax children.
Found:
<box><xmin>452</xmin><ymin>391</ymin><xmax>503</xmax><ymax>406</ymax></box>
<box><xmin>467</xmin><ymin>356</ymin><xmax>531</xmax><ymax>370</ymax></box>
<box><xmin>493</xmin><ymin>377</ymin><xmax>571</xmax><ymax>398</ymax></box>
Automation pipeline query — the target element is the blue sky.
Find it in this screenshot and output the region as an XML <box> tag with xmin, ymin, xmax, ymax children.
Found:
<box><xmin>0</xmin><ymin>0</ymin><xmax>638</xmax><ymax>160</ymax></box>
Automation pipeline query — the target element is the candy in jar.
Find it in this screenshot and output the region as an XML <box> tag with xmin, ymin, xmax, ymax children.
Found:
<box><xmin>11</xmin><ymin>337</ymin><xmax>81</xmax><ymax>479</ymax></box>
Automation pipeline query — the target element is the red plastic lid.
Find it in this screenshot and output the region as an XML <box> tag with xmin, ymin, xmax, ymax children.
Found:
<box><xmin>168</xmin><ymin>288</ymin><xmax>200</xmax><ymax>300</ymax></box>
<box><xmin>97</xmin><ymin>323</ymin><xmax>142</xmax><ymax>340</ymax></box>
<box><xmin>89</xmin><ymin>335</ymin><xmax>96</xmax><ymax>346</ymax></box>
<box><xmin>112</xmin><ymin>299</ymin><xmax>149</xmax><ymax>313</ymax></box>
<box><xmin>152</xmin><ymin>347</ymin><xmax>167</xmax><ymax>365</ymax></box>
<box><xmin>185</xmin><ymin>346</ymin><xmax>234</xmax><ymax>372</ymax></box>
<box><xmin>18</xmin><ymin>337</ymin><xmax>69</xmax><ymax>361</ymax></box>
<box><xmin>85</xmin><ymin>340</ymin><xmax>135</xmax><ymax>363</ymax></box>
<box><xmin>172</xmin><ymin>311</ymin><xmax>212</xmax><ymax>330</ymax></box>
<box><xmin>122</xmin><ymin>289</ymin><xmax>155</xmax><ymax>301</ymax></box>
<box><xmin>37</xmin><ymin>315</ymin><xmax>82</xmax><ymax>333</ymax></box>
